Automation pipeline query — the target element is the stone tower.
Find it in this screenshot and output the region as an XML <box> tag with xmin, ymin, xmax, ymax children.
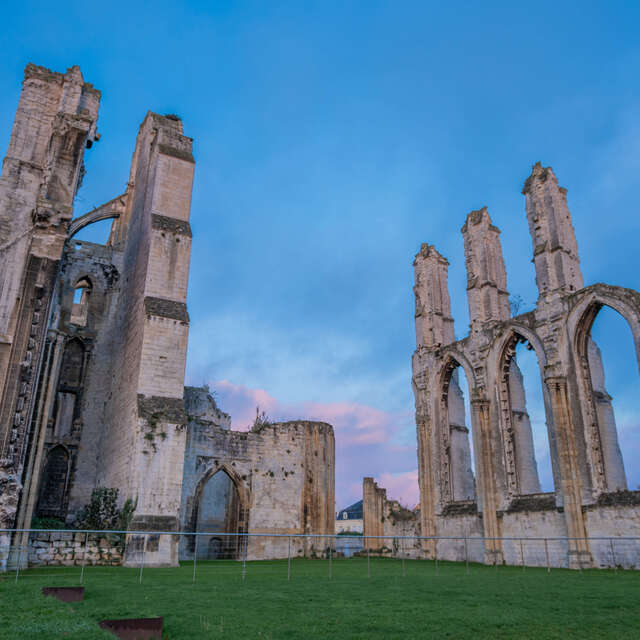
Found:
<box><xmin>461</xmin><ymin>206</ymin><xmax>510</xmax><ymax>331</ymax></box>
<box><xmin>522</xmin><ymin>163</ymin><xmax>583</xmax><ymax>299</ymax></box>
<box><xmin>0</xmin><ymin>65</ymin><xmax>100</xmax><ymax>548</ymax></box>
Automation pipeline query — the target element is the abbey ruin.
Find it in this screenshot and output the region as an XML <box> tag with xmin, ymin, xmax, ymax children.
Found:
<box><xmin>363</xmin><ymin>162</ymin><xmax>640</xmax><ymax>569</ymax></box>
<box><xmin>1</xmin><ymin>62</ymin><xmax>638</xmax><ymax>573</ymax></box>
<box><xmin>0</xmin><ymin>63</ymin><xmax>334</xmax><ymax>568</ymax></box>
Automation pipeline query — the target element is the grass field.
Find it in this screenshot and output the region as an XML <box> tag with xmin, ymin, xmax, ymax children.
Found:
<box><xmin>1</xmin><ymin>557</ymin><xmax>639</xmax><ymax>639</ymax></box>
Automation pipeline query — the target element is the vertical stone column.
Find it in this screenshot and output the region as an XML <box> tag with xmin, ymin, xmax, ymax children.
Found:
<box><xmin>470</xmin><ymin>397</ymin><xmax>502</xmax><ymax>565</ymax></box>
<box><xmin>587</xmin><ymin>338</ymin><xmax>626</xmax><ymax>490</ymax></box>
<box><xmin>545</xmin><ymin>376</ymin><xmax>591</xmax><ymax>567</ymax></box>
<box><xmin>415</xmin><ymin>413</ymin><xmax>437</xmax><ymax>558</ymax></box>
<box><xmin>362</xmin><ymin>477</ymin><xmax>385</xmax><ymax>551</ymax></box>
<box><xmin>508</xmin><ymin>360</ymin><xmax>541</xmax><ymax>494</ymax></box>
<box><xmin>522</xmin><ymin>163</ymin><xmax>583</xmax><ymax>299</ymax></box>
<box><xmin>461</xmin><ymin>207</ymin><xmax>510</xmax><ymax>333</ymax></box>
<box><xmin>413</xmin><ymin>244</ymin><xmax>455</xmax><ymax>349</ymax></box>
<box><xmin>412</xmin><ymin>243</ymin><xmax>455</xmax><ymax>558</ymax></box>
<box><xmin>14</xmin><ymin>332</ymin><xmax>65</xmax><ymax>559</ymax></box>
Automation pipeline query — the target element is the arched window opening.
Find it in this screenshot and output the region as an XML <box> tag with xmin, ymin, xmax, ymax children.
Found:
<box><xmin>70</xmin><ymin>278</ymin><xmax>92</xmax><ymax>326</ymax></box>
<box><xmin>499</xmin><ymin>335</ymin><xmax>554</xmax><ymax>495</ymax></box>
<box><xmin>36</xmin><ymin>445</ymin><xmax>70</xmax><ymax>519</ymax></box>
<box><xmin>196</xmin><ymin>469</ymin><xmax>241</xmax><ymax>559</ymax></box>
<box><xmin>512</xmin><ymin>340</ymin><xmax>554</xmax><ymax>493</ymax></box>
<box><xmin>442</xmin><ymin>362</ymin><xmax>476</xmax><ymax>503</ymax></box>
<box><xmin>583</xmin><ymin>306</ymin><xmax>637</xmax><ymax>491</ymax></box>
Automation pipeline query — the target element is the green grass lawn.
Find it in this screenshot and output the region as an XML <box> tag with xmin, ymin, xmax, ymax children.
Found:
<box><xmin>1</xmin><ymin>558</ymin><xmax>639</xmax><ymax>639</ymax></box>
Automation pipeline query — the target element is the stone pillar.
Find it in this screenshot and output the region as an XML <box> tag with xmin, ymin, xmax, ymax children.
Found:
<box><xmin>587</xmin><ymin>338</ymin><xmax>626</xmax><ymax>491</ymax></box>
<box><xmin>545</xmin><ymin>376</ymin><xmax>591</xmax><ymax>567</ymax></box>
<box><xmin>412</xmin><ymin>243</ymin><xmax>455</xmax><ymax>558</ymax></box>
<box><xmin>461</xmin><ymin>207</ymin><xmax>510</xmax><ymax>332</ymax></box>
<box><xmin>413</xmin><ymin>244</ymin><xmax>455</xmax><ymax>349</ymax></box>
<box><xmin>508</xmin><ymin>360</ymin><xmax>542</xmax><ymax>494</ymax></box>
<box><xmin>95</xmin><ymin>113</ymin><xmax>194</xmax><ymax>568</ymax></box>
<box><xmin>415</xmin><ymin>413</ymin><xmax>437</xmax><ymax>558</ymax></box>
<box><xmin>362</xmin><ymin>477</ymin><xmax>385</xmax><ymax>551</ymax></box>
<box><xmin>522</xmin><ymin>163</ymin><xmax>583</xmax><ymax>300</ymax></box>
<box><xmin>470</xmin><ymin>397</ymin><xmax>502</xmax><ymax>565</ymax></box>
<box><xmin>448</xmin><ymin>372</ymin><xmax>475</xmax><ymax>501</ymax></box>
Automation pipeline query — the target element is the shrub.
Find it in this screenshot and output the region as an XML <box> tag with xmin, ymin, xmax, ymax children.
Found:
<box><xmin>31</xmin><ymin>516</ymin><xmax>67</xmax><ymax>530</ymax></box>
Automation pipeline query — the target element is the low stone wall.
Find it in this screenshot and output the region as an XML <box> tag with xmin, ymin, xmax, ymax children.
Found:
<box><xmin>28</xmin><ymin>531</ymin><xmax>123</xmax><ymax>567</ymax></box>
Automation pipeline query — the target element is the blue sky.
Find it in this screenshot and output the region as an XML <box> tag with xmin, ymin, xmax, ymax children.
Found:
<box><xmin>2</xmin><ymin>1</ymin><xmax>639</xmax><ymax>507</ymax></box>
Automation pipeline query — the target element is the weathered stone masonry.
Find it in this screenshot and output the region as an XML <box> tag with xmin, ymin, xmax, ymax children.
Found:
<box><xmin>365</xmin><ymin>163</ymin><xmax>640</xmax><ymax>569</ymax></box>
<box><xmin>179</xmin><ymin>386</ymin><xmax>335</xmax><ymax>561</ymax></box>
<box><xmin>0</xmin><ymin>64</ymin><xmax>336</xmax><ymax>569</ymax></box>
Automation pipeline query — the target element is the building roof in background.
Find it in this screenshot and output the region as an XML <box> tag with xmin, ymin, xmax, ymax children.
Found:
<box><xmin>336</xmin><ymin>500</ymin><xmax>363</xmax><ymax>520</ymax></box>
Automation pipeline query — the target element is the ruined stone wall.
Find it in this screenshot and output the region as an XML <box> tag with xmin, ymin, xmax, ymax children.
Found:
<box><xmin>362</xmin><ymin>477</ymin><xmax>421</xmax><ymax>557</ymax></box>
<box><xmin>0</xmin><ymin>65</ymin><xmax>197</xmax><ymax>570</ymax></box>
<box><xmin>180</xmin><ymin>390</ymin><xmax>335</xmax><ymax>560</ymax></box>
<box><xmin>408</xmin><ymin>162</ymin><xmax>640</xmax><ymax>568</ymax></box>
<box><xmin>27</xmin><ymin>531</ymin><xmax>122</xmax><ymax>567</ymax></box>
<box><xmin>0</xmin><ymin>65</ymin><xmax>99</xmax><ymax>562</ymax></box>
<box><xmin>25</xmin><ymin>239</ymin><xmax>124</xmax><ymax>521</ymax></box>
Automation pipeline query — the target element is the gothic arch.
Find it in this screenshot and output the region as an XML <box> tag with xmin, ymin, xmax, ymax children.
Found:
<box><xmin>493</xmin><ymin>328</ymin><xmax>556</xmax><ymax>497</ymax></box>
<box><xmin>436</xmin><ymin>354</ymin><xmax>476</xmax><ymax>505</ymax></box>
<box><xmin>570</xmin><ymin>288</ymin><xmax>640</xmax><ymax>493</ymax></box>
<box><xmin>492</xmin><ymin>323</ymin><xmax>548</xmax><ymax>370</ymax></box>
<box><xmin>437</xmin><ymin>347</ymin><xmax>477</xmax><ymax>391</ymax></box>
<box><xmin>36</xmin><ymin>445</ymin><xmax>71</xmax><ymax>518</ymax></box>
<box><xmin>569</xmin><ymin>287</ymin><xmax>640</xmax><ymax>376</ymax></box>
<box><xmin>188</xmin><ymin>464</ymin><xmax>250</xmax><ymax>557</ymax></box>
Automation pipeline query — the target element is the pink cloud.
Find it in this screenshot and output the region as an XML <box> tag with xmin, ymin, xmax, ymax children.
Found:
<box><xmin>212</xmin><ymin>380</ymin><xmax>419</xmax><ymax>510</ymax></box>
<box><xmin>377</xmin><ymin>470</ymin><xmax>420</xmax><ymax>508</ymax></box>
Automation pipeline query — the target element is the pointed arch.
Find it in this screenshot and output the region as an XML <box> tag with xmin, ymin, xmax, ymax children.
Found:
<box><xmin>36</xmin><ymin>445</ymin><xmax>71</xmax><ymax>518</ymax></box>
<box><xmin>70</xmin><ymin>277</ymin><xmax>93</xmax><ymax>326</ymax></box>
<box><xmin>570</xmin><ymin>288</ymin><xmax>640</xmax><ymax>493</ymax></box>
<box><xmin>188</xmin><ymin>464</ymin><xmax>250</xmax><ymax>559</ymax></box>
<box><xmin>436</xmin><ymin>354</ymin><xmax>477</xmax><ymax>505</ymax></box>
<box><xmin>494</xmin><ymin>327</ymin><xmax>557</xmax><ymax>497</ymax></box>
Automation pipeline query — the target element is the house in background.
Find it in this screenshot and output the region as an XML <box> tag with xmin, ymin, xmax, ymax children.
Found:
<box><xmin>336</xmin><ymin>500</ymin><xmax>363</xmax><ymax>534</ymax></box>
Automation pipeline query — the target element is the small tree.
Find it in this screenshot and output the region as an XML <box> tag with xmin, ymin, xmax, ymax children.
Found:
<box><xmin>77</xmin><ymin>487</ymin><xmax>137</xmax><ymax>531</ymax></box>
<box><xmin>77</xmin><ymin>487</ymin><xmax>119</xmax><ymax>530</ymax></box>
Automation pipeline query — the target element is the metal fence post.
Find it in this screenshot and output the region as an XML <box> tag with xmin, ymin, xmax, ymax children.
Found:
<box><xmin>464</xmin><ymin>537</ymin><xmax>469</xmax><ymax>576</ymax></box>
<box><xmin>242</xmin><ymin>535</ymin><xmax>247</xmax><ymax>583</ymax></box>
<box><xmin>139</xmin><ymin>534</ymin><xmax>147</xmax><ymax>585</ymax></box>
<box><xmin>577</xmin><ymin>539</ymin><xmax>583</xmax><ymax>573</ymax></box>
<box><xmin>434</xmin><ymin>539</ymin><xmax>439</xmax><ymax>576</ymax></box>
<box><xmin>80</xmin><ymin>532</ymin><xmax>89</xmax><ymax>585</ymax></box>
<box><xmin>544</xmin><ymin>538</ymin><xmax>550</xmax><ymax>573</ymax></box>
<box><xmin>14</xmin><ymin>544</ymin><xmax>22</xmax><ymax>583</ymax></box>
<box><xmin>328</xmin><ymin>536</ymin><xmax>332</xmax><ymax>580</ymax></box>
<box><xmin>520</xmin><ymin>538</ymin><xmax>525</xmax><ymax>572</ymax></box>
<box><xmin>287</xmin><ymin>536</ymin><xmax>291</xmax><ymax>581</ymax></box>
<box><xmin>609</xmin><ymin>538</ymin><xmax>617</xmax><ymax>572</ymax></box>
<box><xmin>192</xmin><ymin>534</ymin><xmax>198</xmax><ymax>584</ymax></box>
<box><xmin>367</xmin><ymin>543</ymin><xmax>370</xmax><ymax>578</ymax></box>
